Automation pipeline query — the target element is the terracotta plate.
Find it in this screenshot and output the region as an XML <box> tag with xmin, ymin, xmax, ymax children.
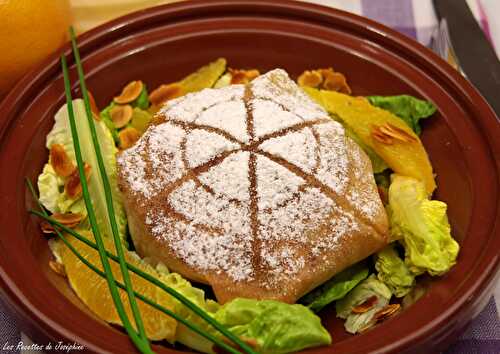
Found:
<box><xmin>0</xmin><ymin>1</ymin><xmax>499</xmax><ymax>353</ymax></box>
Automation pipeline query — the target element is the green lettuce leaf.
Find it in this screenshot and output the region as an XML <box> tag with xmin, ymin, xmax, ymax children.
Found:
<box><xmin>301</xmin><ymin>262</ymin><xmax>369</xmax><ymax>312</ymax></box>
<box><xmin>213</xmin><ymin>298</ymin><xmax>331</xmax><ymax>354</ymax></box>
<box><xmin>37</xmin><ymin>163</ymin><xmax>65</xmax><ymax>213</ymax></box>
<box><xmin>375</xmin><ymin>244</ymin><xmax>415</xmax><ymax>297</ymax></box>
<box><xmin>99</xmin><ymin>102</ymin><xmax>120</xmax><ymax>144</ymax></box>
<box><xmin>160</xmin><ymin>272</ymin><xmax>220</xmax><ymax>352</ymax></box>
<box><xmin>176</xmin><ymin>297</ymin><xmax>331</xmax><ymax>354</ymax></box>
<box><xmin>389</xmin><ymin>174</ymin><xmax>459</xmax><ymax>275</ymax></box>
<box><xmin>367</xmin><ymin>95</ymin><xmax>436</xmax><ymax>135</ymax></box>
<box><xmin>336</xmin><ymin>275</ymin><xmax>392</xmax><ymax>334</ymax></box>
<box><xmin>45</xmin><ymin>99</ymin><xmax>128</xmax><ymax>243</ymax></box>
<box><xmin>37</xmin><ymin>163</ymin><xmax>88</xmax><ymax>218</ymax></box>
<box><xmin>134</xmin><ymin>84</ymin><xmax>149</xmax><ymax>110</ymax></box>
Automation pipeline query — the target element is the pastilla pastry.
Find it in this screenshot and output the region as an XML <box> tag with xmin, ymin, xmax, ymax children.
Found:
<box><xmin>117</xmin><ymin>69</ymin><xmax>389</xmax><ymax>304</ymax></box>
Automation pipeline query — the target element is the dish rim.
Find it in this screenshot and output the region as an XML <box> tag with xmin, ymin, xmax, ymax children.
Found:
<box><xmin>0</xmin><ymin>1</ymin><xmax>499</xmax><ymax>353</ymax></box>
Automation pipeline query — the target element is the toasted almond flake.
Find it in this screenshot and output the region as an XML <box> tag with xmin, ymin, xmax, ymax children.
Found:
<box><xmin>50</xmin><ymin>144</ymin><xmax>75</xmax><ymax>177</ymax></box>
<box><xmin>378</xmin><ymin>123</ymin><xmax>417</xmax><ymax>143</ymax></box>
<box><xmin>213</xmin><ymin>337</ymin><xmax>259</xmax><ymax>354</ymax></box>
<box><xmin>229</xmin><ymin>68</ymin><xmax>261</xmax><ymax>84</ymax></box>
<box><xmin>110</xmin><ymin>104</ymin><xmax>133</xmax><ymax>128</ymax></box>
<box><xmin>49</xmin><ymin>260</ymin><xmax>66</xmax><ymax>277</ymax></box>
<box><xmin>323</xmin><ymin>72</ymin><xmax>352</xmax><ymax>94</ymax></box>
<box><xmin>352</xmin><ymin>295</ymin><xmax>379</xmax><ymax>314</ymax></box>
<box><xmin>52</xmin><ymin>212</ymin><xmax>84</xmax><ymax>227</ymax></box>
<box><xmin>244</xmin><ymin>69</ymin><xmax>260</xmax><ymax>81</ymax></box>
<box><xmin>149</xmin><ymin>83</ymin><xmax>184</xmax><ymax>107</ymax></box>
<box><xmin>65</xmin><ymin>163</ymin><xmax>92</xmax><ymax>199</ymax></box>
<box><xmin>40</xmin><ymin>220</ymin><xmax>56</xmax><ymax>234</ymax></box>
<box><xmin>114</xmin><ymin>80</ymin><xmax>143</xmax><ymax>104</ymax></box>
<box><xmin>87</xmin><ymin>90</ymin><xmax>100</xmax><ymax>116</ymax></box>
<box><xmin>119</xmin><ymin>127</ymin><xmax>141</xmax><ymax>149</ymax></box>
<box><xmin>371</xmin><ymin>127</ymin><xmax>394</xmax><ymax>145</ymax></box>
<box><xmin>374</xmin><ymin>303</ymin><xmax>401</xmax><ymax>322</ymax></box>
<box><xmin>297</xmin><ymin>70</ymin><xmax>323</xmax><ymax>87</ymax></box>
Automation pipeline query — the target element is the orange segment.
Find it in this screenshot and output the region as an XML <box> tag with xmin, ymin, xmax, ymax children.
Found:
<box><xmin>55</xmin><ymin>233</ymin><xmax>178</xmax><ymax>341</ymax></box>
<box><xmin>304</xmin><ymin>88</ymin><xmax>436</xmax><ymax>194</ymax></box>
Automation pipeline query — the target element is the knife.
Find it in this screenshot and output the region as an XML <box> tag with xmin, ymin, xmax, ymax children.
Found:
<box><xmin>433</xmin><ymin>0</ymin><xmax>500</xmax><ymax>116</ymax></box>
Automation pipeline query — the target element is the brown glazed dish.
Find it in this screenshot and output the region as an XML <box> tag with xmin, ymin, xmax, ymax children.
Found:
<box><xmin>0</xmin><ymin>1</ymin><xmax>499</xmax><ymax>353</ymax></box>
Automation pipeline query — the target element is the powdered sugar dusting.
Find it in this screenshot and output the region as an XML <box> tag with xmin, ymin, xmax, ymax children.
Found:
<box><xmin>196</xmin><ymin>100</ymin><xmax>250</xmax><ymax>143</ymax></box>
<box><xmin>160</xmin><ymin>85</ymin><xmax>245</xmax><ymax>123</ymax></box>
<box><xmin>147</xmin><ymin>123</ymin><xmax>186</xmax><ymax>194</ymax></box>
<box><xmin>251</xmin><ymin>69</ymin><xmax>328</xmax><ymax>122</ymax></box>
<box><xmin>346</xmin><ymin>140</ymin><xmax>380</xmax><ymax>218</ymax></box>
<box><xmin>118</xmin><ymin>122</ymin><xmax>185</xmax><ymax>199</ymax></box>
<box><xmin>252</xmin><ymin>98</ymin><xmax>302</xmax><ymax>138</ymax></box>
<box><xmin>185</xmin><ymin>129</ymin><xmax>240</xmax><ymax>168</ymax></box>
<box><xmin>198</xmin><ymin>151</ymin><xmax>250</xmax><ymax>202</ymax></box>
<box><xmin>262</xmin><ymin>246</ymin><xmax>305</xmax><ymax>275</ymax></box>
<box><xmin>147</xmin><ymin>208</ymin><xmax>253</xmax><ymax>281</ymax></box>
<box><xmin>312</xmin><ymin>206</ymin><xmax>361</xmax><ymax>257</ymax></box>
<box><xmin>117</xmin><ymin>138</ymin><xmax>151</xmax><ymax>197</ymax></box>
<box><xmin>255</xmin><ymin>154</ymin><xmax>304</xmax><ymax>210</ymax></box>
<box><xmin>259</xmin><ymin>128</ymin><xmax>317</xmax><ymax>173</ymax></box>
<box><xmin>258</xmin><ymin>186</ymin><xmax>334</xmax><ymax>242</ymax></box>
<box><xmin>117</xmin><ymin>69</ymin><xmax>383</xmax><ymax>288</ymax></box>
<box><xmin>314</xmin><ymin>121</ymin><xmax>349</xmax><ymax>194</ymax></box>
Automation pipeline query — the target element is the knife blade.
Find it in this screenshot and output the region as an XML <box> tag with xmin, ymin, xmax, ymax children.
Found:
<box><xmin>433</xmin><ymin>0</ymin><xmax>500</xmax><ymax>116</ymax></box>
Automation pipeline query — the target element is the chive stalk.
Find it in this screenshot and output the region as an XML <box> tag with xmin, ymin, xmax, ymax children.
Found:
<box><xmin>67</xmin><ymin>27</ymin><xmax>150</xmax><ymax>346</ymax></box>
<box><xmin>61</xmin><ymin>55</ymin><xmax>152</xmax><ymax>354</ymax></box>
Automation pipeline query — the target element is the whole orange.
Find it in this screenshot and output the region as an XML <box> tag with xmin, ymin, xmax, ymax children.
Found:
<box><xmin>0</xmin><ymin>0</ymin><xmax>72</xmax><ymax>98</ymax></box>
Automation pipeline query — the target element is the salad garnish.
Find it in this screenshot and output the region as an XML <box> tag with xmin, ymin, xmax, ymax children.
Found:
<box><xmin>27</xmin><ymin>27</ymin><xmax>461</xmax><ymax>353</ymax></box>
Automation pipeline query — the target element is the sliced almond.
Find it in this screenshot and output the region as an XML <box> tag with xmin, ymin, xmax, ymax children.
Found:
<box><xmin>119</xmin><ymin>127</ymin><xmax>141</xmax><ymax>149</ymax></box>
<box><xmin>52</xmin><ymin>212</ymin><xmax>84</xmax><ymax>227</ymax></box>
<box><xmin>110</xmin><ymin>104</ymin><xmax>133</xmax><ymax>128</ymax></box>
<box><xmin>352</xmin><ymin>295</ymin><xmax>379</xmax><ymax>314</ymax></box>
<box><xmin>229</xmin><ymin>68</ymin><xmax>261</xmax><ymax>84</ymax></box>
<box><xmin>65</xmin><ymin>163</ymin><xmax>92</xmax><ymax>199</ymax></box>
<box><xmin>318</xmin><ymin>67</ymin><xmax>336</xmax><ymax>77</ymax></box>
<box><xmin>322</xmin><ymin>72</ymin><xmax>352</xmax><ymax>94</ymax></box>
<box><xmin>372</xmin><ymin>127</ymin><xmax>394</xmax><ymax>145</ymax></box>
<box><xmin>49</xmin><ymin>260</ymin><xmax>66</xmax><ymax>277</ymax></box>
<box><xmin>114</xmin><ymin>80</ymin><xmax>143</xmax><ymax>104</ymax></box>
<box><xmin>243</xmin><ymin>69</ymin><xmax>260</xmax><ymax>81</ymax></box>
<box><xmin>149</xmin><ymin>83</ymin><xmax>184</xmax><ymax>107</ymax></box>
<box><xmin>297</xmin><ymin>70</ymin><xmax>323</xmax><ymax>87</ymax></box>
<box><xmin>50</xmin><ymin>144</ymin><xmax>75</xmax><ymax>177</ymax></box>
<box><xmin>87</xmin><ymin>90</ymin><xmax>100</xmax><ymax>116</ymax></box>
<box><xmin>374</xmin><ymin>303</ymin><xmax>401</xmax><ymax>322</ymax></box>
<box><xmin>378</xmin><ymin>123</ymin><xmax>417</xmax><ymax>143</ymax></box>
<box><xmin>40</xmin><ymin>220</ymin><xmax>56</xmax><ymax>235</ymax></box>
